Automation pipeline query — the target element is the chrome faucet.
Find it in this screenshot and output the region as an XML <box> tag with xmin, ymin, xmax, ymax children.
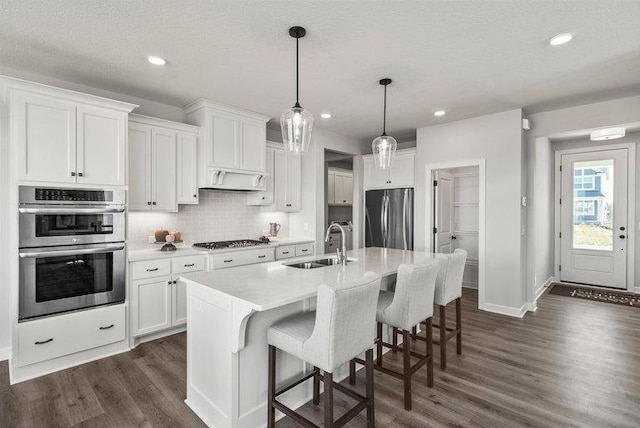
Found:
<box><xmin>325</xmin><ymin>223</ymin><xmax>347</xmax><ymax>265</ymax></box>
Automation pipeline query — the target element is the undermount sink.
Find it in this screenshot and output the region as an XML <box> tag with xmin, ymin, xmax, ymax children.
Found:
<box><xmin>285</xmin><ymin>257</ymin><xmax>352</xmax><ymax>269</ymax></box>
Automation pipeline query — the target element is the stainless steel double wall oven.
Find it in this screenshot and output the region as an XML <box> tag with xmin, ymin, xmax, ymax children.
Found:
<box><xmin>18</xmin><ymin>186</ymin><xmax>126</xmax><ymax>320</ymax></box>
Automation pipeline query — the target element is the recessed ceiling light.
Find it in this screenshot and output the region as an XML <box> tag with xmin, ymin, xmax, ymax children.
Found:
<box><xmin>147</xmin><ymin>56</ymin><xmax>167</xmax><ymax>66</ymax></box>
<box><xmin>321</xmin><ymin>113</ymin><xmax>332</xmax><ymax>119</ymax></box>
<box><xmin>434</xmin><ymin>110</ymin><xmax>446</xmax><ymax>117</ymax></box>
<box><xmin>549</xmin><ymin>33</ymin><xmax>572</xmax><ymax>46</ymax></box>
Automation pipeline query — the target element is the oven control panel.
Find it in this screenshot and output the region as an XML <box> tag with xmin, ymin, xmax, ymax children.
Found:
<box><xmin>35</xmin><ymin>188</ymin><xmax>113</xmax><ymax>202</ymax></box>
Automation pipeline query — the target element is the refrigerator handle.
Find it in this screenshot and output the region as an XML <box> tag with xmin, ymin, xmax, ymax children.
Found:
<box><xmin>380</xmin><ymin>195</ymin><xmax>386</xmax><ymax>248</ymax></box>
<box><xmin>402</xmin><ymin>189</ymin><xmax>408</xmax><ymax>250</ymax></box>
<box><xmin>384</xmin><ymin>195</ymin><xmax>390</xmax><ymax>248</ymax></box>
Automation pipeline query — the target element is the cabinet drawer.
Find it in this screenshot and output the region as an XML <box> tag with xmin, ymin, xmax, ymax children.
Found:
<box><xmin>18</xmin><ymin>304</ymin><xmax>125</xmax><ymax>367</ymax></box>
<box><xmin>276</xmin><ymin>245</ymin><xmax>296</xmax><ymax>260</ymax></box>
<box><xmin>295</xmin><ymin>243</ymin><xmax>314</xmax><ymax>257</ymax></box>
<box><xmin>171</xmin><ymin>255</ymin><xmax>205</xmax><ymax>274</ymax></box>
<box><xmin>209</xmin><ymin>247</ymin><xmax>275</xmax><ymax>270</ymax></box>
<box><xmin>132</xmin><ymin>259</ymin><xmax>171</xmax><ymax>280</ymax></box>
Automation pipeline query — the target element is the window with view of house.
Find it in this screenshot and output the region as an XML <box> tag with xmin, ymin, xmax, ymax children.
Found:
<box><xmin>573</xmin><ymin>167</ymin><xmax>609</xmax><ymax>226</ymax></box>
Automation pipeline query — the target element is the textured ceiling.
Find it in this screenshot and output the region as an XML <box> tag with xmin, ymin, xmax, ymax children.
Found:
<box><xmin>2</xmin><ymin>0</ymin><xmax>640</xmax><ymax>142</ymax></box>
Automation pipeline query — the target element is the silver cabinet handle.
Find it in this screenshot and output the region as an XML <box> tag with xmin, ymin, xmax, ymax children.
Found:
<box><xmin>99</xmin><ymin>324</ymin><xmax>114</xmax><ymax>330</ymax></box>
<box><xmin>35</xmin><ymin>338</ymin><xmax>53</xmax><ymax>345</ymax></box>
<box><xmin>20</xmin><ymin>243</ymin><xmax>125</xmax><ymax>258</ymax></box>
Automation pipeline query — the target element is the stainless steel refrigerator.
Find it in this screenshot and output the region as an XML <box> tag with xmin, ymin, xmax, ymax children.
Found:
<box><xmin>365</xmin><ymin>188</ymin><xmax>413</xmax><ymax>250</ymax></box>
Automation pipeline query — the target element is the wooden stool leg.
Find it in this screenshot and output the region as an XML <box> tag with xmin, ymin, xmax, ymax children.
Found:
<box><xmin>402</xmin><ymin>330</ymin><xmax>412</xmax><ymax>411</ymax></box>
<box><xmin>411</xmin><ymin>325</ymin><xmax>417</xmax><ymax>340</ymax></box>
<box><xmin>313</xmin><ymin>366</ymin><xmax>320</xmax><ymax>405</ymax></box>
<box><xmin>268</xmin><ymin>345</ymin><xmax>276</xmax><ymax>427</ymax></box>
<box><xmin>456</xmin><ymin>297</ymin><xmax>462</xmax><ymax>355</ymax></box>
<box><xmin>365</xmin><ymin>349</ymin><xmax>375</xmax><ymax>428</ymax></box>
<box><xmin>439</xmin><ymin>305</ymin><xmax>447</xmax><ymax>370</ymax></box>
<box><xmin>392</xmin><ymin>327</ymin><xmax>398</xmax><ymax>353</ymax></box>
<box><xmin>324</xmin><ymin>371</ymin><xmax>334</xmax><ymax>427</ymax></box>
<box><xmin>426</xmin><ymin>318</ymin><xmax>433</xmax><ymax>387</ymax></box>
<box><xmin>349</xmin><ymin>360</ymin><xmax>356</xmax><ymax>385</ymax></box>
<box><xmin>376</xmin><ymin>322</ymin><xmax>383</xmax><ymax>367</ymax></box>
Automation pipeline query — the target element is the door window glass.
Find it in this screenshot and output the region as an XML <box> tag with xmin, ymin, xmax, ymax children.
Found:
<box><xmin>572</xmin><ymin>159</ymin><xmax>613</xmax><ymax>250</ymax></box>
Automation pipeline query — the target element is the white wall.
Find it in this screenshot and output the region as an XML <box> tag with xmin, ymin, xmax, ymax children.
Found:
<box><xmin>416</xmin><ymin>109</ymin><xmax>526</xmax><ymax>312</ymax></box>
<box><xmin>526</xmin><ymin>95</ymin><xmax>640</xmax><ymax>301</ymax></box>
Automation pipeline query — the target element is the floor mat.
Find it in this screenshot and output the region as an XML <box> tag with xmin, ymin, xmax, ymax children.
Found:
<box><xmin>548</xmin><ymin>283</ymin><xmax>640</xmax><ymax>307</ymax></box>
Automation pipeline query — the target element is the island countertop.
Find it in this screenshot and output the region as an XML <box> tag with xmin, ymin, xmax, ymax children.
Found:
<box><xmin>181</xmin><ymin>247</ymin><xmax>437</xmax><ymax>312</ymax></box>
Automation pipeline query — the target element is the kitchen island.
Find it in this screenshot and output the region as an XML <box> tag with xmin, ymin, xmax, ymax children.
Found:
<box><xmin>180</xmin><ymin>247</ymin><xmax>436</xmax><ymax>428</ymax></box>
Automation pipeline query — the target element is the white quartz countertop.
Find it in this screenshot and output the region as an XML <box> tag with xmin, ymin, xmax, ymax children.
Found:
<box><xmin>128</xmin><ymin>237</ymin><xmax>315</xmax><ymax>262</ymax></box>
<box><xmin>181</xmin><ymin>247</ymin><xmax>437</xmax><ymax>312</ymax></box>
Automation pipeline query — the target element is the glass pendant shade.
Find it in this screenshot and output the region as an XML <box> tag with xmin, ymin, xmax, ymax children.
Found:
<box><xmin>281</xmin><ymin>105</ymin><xmax>314</xmax><ymax>154</ymax></box>
<box><xmin>372</xmin><ymin>134</ymin><xmax>398</xmax><ymax>169</ymax></box>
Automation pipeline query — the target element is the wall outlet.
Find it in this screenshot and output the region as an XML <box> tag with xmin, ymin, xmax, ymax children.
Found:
<box><xmin>148</xmin><ymin>236</ymin><xmax>156</xmax><ymax>244</ymax></box>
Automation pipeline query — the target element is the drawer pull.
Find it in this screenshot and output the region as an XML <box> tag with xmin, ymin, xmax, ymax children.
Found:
<box><xmin>146</xmin><ymin>268</ymin><xmax>159</xmax><ymax>272</ymax></box>
<box><xmin>301</xmin><ymin>249</ymin><xmax>308</xmax><ymax>252</ymax></box>
<box><xmin>258</xmin><ymin>255</ymin><xmax>266</xmax><ymax>259</ymax></box>
<box><xmin>224</xmin><ymin>259</ymin><xmax>233</xmax><ymax>263</ymax></box>
<box><xmin>184</xmin><ymin>263</ymin><xmax>195</xmax><ymax>267</ymax></box>
<box><xmin>282</xmin><ymin>251</ymin><xmax>290</xmax><ymax>255</ymax></box>
<box><xmin>99</xmin><ymin>324</ymin><xmax>114</xmax><ymax>330</ymax></box>
<box><xmin>35</xmin><ymin>338</ymin><xmax>53</xmax><ymax>345</ymax></box>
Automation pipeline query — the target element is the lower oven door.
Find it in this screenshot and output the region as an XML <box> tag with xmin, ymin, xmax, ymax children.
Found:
<box><xmin>19</xmin><ymin>242</ymin><xmax>126</xmax><ymax>320</ymax></box>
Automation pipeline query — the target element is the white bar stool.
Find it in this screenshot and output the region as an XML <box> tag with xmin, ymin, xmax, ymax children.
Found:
<box><xmin>351</xmin><ymin>262</ymin><xmax>439</xmax><ymax>411</ymax></box>
<box><xmin>432</xmin><ymin>249</ymin><xmax>467</xmax><ymax>369</ymax></box>
<box><xmin>267</xmin><ymin>272</ymin><xmax>382</xmax><ymax>428</ymax></box>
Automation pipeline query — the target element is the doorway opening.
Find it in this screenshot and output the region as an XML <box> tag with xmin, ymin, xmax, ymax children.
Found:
<box><xmin>324</xmin><ymin>149</ymin><xmax>355</xmax><ymax>254</ymax></box>
<box><xmin>426</xmin><ymin>159</ymin><xmax>486</xmax><ymax>310</ymax></box>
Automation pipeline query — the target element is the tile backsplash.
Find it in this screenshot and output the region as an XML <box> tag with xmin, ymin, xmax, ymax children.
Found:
<box><xmin>128</xmin><ymin>190</ymin><xmax>289</xmax><ymax>249</ymax></box>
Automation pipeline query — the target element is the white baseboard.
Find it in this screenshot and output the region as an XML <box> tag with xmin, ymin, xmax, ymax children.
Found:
<box><xmin>0</xmin><ymin>346</ymin><xmax>11</xmax><ymax>362</ymax></box>
<box><xmin>527</xmin><ymin>276</ymin><xmax>555</xmax><ymax>312</ymax></box>
<box><xmin>482</xmin><ymin>302</ymin><xmax>527</xmax><ymax>318</ymax></box>
<box><xmin>634</xmin><ymin>287</ymin><xmax>640</xmax><ymax>294</ymax></box>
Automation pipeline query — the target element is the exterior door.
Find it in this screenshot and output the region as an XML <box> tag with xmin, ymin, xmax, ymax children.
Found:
<box><xmin>434</xmin><ymin>171</ymin><xmax>454</xmax><ymax>253</ymax></box>
<box><xmin>560</xmin><ymin>149</ymin><xmax>628</xmax><ymax>288</ymax></box>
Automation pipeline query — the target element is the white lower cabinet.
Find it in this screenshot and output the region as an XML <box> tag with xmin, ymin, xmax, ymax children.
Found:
<box><xmin>275</xmin><ymin>243</ymin><xmax>315</xmax><ymax>260</ymax></box>
<box><xmin>130</xmin><ymin>254</ymin><xmax>205</xmax><ymax>338</ymax></box>
<box><xmin>208</xmin><ymin>247</ymin><xmax>275</xmax><ymax>270</ymax></box>
<box><xmin>17</xmin><ymin>304</ymin><xmax>125</xmax><ymax>367</ymax></box>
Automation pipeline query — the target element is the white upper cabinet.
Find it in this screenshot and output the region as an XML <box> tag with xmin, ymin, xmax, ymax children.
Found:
<box><xmin>184</xmin><ymin>99</ymin><xmax>270</xmax><ymax>190</ymax></box>
<box><xmin>128</xmin><ymin>115</ymin><xmax>199</xmax><ymax>212</ymax></box>
<box><xmin>363</xmin><ymin>149</ymin><xmax>415</xmax><ymax>190</ymax></box>
<box><xmin>328</xmin><ymin>168</ymin><xmax>353</xmax><ymax>206</ymax></box>
<box><xmin>177</xmin><ymin>133</ymin><xmax>198</xmax><ymax>204</ymax></box>
<box><xmin>9</xmin><ymin>81</ymin><xmax>136</xmax><ymax>186</ymax></box>
<box><xmin>274</xmin><ymin>148</ymin><xmax>301</xmax><ymax>212</ymax></box>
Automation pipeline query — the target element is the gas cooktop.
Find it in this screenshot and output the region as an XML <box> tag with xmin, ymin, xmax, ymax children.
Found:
<box><xmin>193</xmin><ymin>239</ymin><xmax>269</xmax><ymax>250</ymax></box>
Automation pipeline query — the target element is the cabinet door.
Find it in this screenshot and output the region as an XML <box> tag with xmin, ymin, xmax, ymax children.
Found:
<box><xmin>240</xmin><ymin>119</ymin><xmax>266</xmax><ymax>172</ymax></box>
<box><xmin>209</xmin><ymin>112</ymin><xmax>239</xmax><ymax>168</ymax></box>
<box><xmin>273</xmin><ymin>149</ymin><xmax>288</xmax><ymax>211</ymax></box>
<box><xmin>13</xmin><ymin>92</ymin><xmax>77</xmax><ymax>183</ymax></box>
<box><xmin>343</xmin><ymin>173</ymin><xmax>353</xmax><ymax>205</ymax></box>
<box><xmin>286</xmin><ymin>154</ymin><xmax>301</xmax><ymax>211</ymax></box>
<box><xmin>327</xmin><ymin>171</ymin><xmax>335</xmax><ymax>205</ymax></box>
<box><xmin>151</xmin><ymin>128</ymin><xmax>177</xmax><ymax>212</ymax></box>
<box><xmin>389</xmin><ymin>154</ymin><xmax>415</xmax><ymax>187</ymax></box>
<box><xmin>132</xmin><ymin>278</ymin><xmax>172</xmax><ymax>337</ymax></box>
<box><xmin>128</xmin><ymin>124</ymin><xmax>152</xmax><ymax>211</ymax></box>
<box><xmin>172</xmin><ymin>279</ymin><xmax>187</xmax><ymax>326</ymax></box>
<box><xmin>77</xmin><ymin>106</ymin><xmax>126</xmax><ymax>186</ymax></box>
<box><xmin>363</xmin><ymin>157</ymin><xmax>389</xmax><ymax>190</ymax></box>
<box><xmin>177</xmin><ymin>133</ymin><xmax>198</xmax><ymax>204</ymax></box>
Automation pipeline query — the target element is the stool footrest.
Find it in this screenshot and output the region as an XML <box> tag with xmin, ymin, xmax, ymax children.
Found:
<box><xmin>275</xmin><ymin>371</ymin><xmax>316</xmax><ymax>397</ymax></box>
<box><xmin>272</xmin><ymin>400</ymin><xmax>317</xmax><ymax>428</ymax></box>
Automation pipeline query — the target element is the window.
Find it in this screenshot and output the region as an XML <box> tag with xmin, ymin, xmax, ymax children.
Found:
<box><xmin>574</xmin><ymin>200</ymin><xmax>595</xmax><ymax>216</ymax></box>
<box><xmin>574</xmin><ymin>169</ymin><xmax>595</xmax><ymax>190</ymax></box>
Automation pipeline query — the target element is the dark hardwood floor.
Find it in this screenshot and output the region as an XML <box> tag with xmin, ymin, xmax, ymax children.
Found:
<box><xmin>2</xmin><ymin>288</ymin><xmax>639</xmax><ymax>427</ymax></box>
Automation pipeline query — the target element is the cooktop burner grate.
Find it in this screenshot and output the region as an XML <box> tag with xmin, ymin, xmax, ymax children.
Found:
<box><xmin>193</xmin><ymin>239</ymin><xmax>269</xmax><ymax>250</ymax></box>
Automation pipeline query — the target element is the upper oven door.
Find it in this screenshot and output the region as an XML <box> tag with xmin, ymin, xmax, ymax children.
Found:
<box><xmin>19</xmin><ymin>206</ymin><xmax>125</xmax><ymax>247</ymax></box>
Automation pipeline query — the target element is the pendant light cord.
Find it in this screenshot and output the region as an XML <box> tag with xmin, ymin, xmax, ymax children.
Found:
<box><xmin>295</xmin><ymin>36</ymin><xmax>300</xmax><ymax>108</ymax></box>
<box><xmin>382</xmin><ymin>83</ymin><xmax>387</xmax><ymax>136</ymax></box>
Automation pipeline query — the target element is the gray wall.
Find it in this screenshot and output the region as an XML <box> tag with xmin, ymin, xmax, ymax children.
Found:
<box><xmin>416</xmin><ymin>109</ymin><xmax>526</xmax><ymax>311</ymax></box>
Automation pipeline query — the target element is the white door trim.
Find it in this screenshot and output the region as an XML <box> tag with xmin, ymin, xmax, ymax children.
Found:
<box><xmin>554</xmin><ymin>143</ymin><xmax>636</xmax><ymax>291</ymax></box>
<box><xmin>425</xmin><ymin>159</ymin><xmax>486</xmax><ymax>310</ymax></box>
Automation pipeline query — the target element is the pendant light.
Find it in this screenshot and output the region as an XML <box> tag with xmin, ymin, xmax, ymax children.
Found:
<box><xmin>281</xmin><ymin>26</ymin><xmax>314</xmax><ymax>154</ymax></box>
<box><xmin>371</xmin><ymin>78</ymin><xmax>397</xmax><ymax>169</ymax></box>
